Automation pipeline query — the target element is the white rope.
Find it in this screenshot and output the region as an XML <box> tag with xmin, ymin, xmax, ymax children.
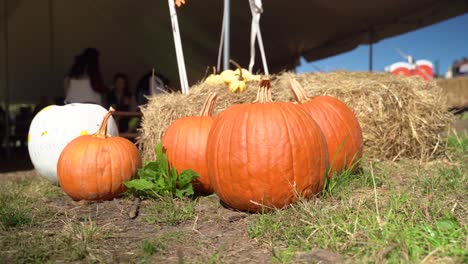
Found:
<box><xmin>168</xmin><ymin>0</ymin><xmax>189</xmax><ymax>94</ymax></box>
<box><xmin>248</xmin><ymin>0</ymin><xmax>269</xmax><ymax>75</ymax></box>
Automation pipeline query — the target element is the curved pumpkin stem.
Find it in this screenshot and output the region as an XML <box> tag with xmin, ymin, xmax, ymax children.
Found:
<box><xmin>95</xmin><ymin>107</ymin><xmax>115</xmax><ymax>138</ymax></box>
<box><xmin>229</xmin><ymin>59</ymin><xmax>243</xmax><ymax>80</ymax></box>
<box><xmin>199</xmin><ymin>93</ymin><xmax>218</xmax><ymax>116</ymax></box>
<box><xmin>289</xmin><ymin>79</ymin><xmax>312</xmax><ymax>104</ymax></box>
<box><xmin>254</xmin><ymin>78</ymin><xmax>272</xmax><ymax>104</ymax></box>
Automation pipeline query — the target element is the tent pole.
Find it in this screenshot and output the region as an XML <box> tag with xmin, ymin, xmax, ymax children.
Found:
<box><xmin>223</xmin><ymin>0</ymin><xmax>230</xmax><ymax>70</ymax></box>
<box><xmin>368</xmin><ymin>30</ymin><xmax>374</xmax><ymax>72</ymax></box>
<box><xmin>3</xmin><ymin>0</ymin><xmax>11</xmax><ymax>157</ymax></box>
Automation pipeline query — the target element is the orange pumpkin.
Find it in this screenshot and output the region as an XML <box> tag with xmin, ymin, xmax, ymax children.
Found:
<box><xmin>57</xmin><ymin>107</ymin><xmax>142</xmax><ymax>201</ymax></box>
<box><xmin>207</xmin><ymin>79</ymin><xmax>328</xmax><ymax>212</ymax></box>
<box><xmin>289</xmin><ymin>79</ymin><xmax>363</xmax><ymax>177</ymax></box>
<box><xmin>162</xmin><ymin>93</ymin><xmax>218</xmax><ymax>194</ymax></box>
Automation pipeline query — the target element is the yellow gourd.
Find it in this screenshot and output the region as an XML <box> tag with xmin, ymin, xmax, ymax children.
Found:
<box><xmin>220</xmin><ymin>70</ymin><xmax>236</xmax><ymax>84</ymax></box>
<box><xmin>205</xmin><ymin>74</ymin><xmax>224</xmax><ymax>85</ymax></box>
<box><xmin>234</xmin><ymin>68</ymin><xmax>252</xmax><ymax>81</ymax></box>
<box><xmin>228</xmin><ymin>60</ymin><xmax>247</xmax><ymax>93</ymax></box>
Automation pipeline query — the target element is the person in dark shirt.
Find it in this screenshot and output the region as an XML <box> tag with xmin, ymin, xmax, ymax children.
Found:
<box><xmin>106</xmin><ymin>73</ymin><xmax>134</xmax><ymax>132</ymax></box>
<box><xmin>107</xmin><ymin>73</ymin><xmax>132</xmax><ymax>111</ymax></box>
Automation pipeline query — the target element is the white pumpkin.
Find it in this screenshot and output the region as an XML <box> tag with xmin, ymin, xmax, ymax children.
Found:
<box><xmin>27</xmin><ymin>103</ymin><xmax>119</xmax><ymax>184</ymax></box>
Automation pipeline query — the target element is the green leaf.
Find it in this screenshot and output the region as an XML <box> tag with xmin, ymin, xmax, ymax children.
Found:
<box><xmin>155</xmin><ymin>143</ymin><xmax>169</xmax><ymax>175</ymax></box>
<box><xmin>125</xmin><ymin>179</ymin><xmax>157</xmax><ymax>190</ymax></box>
<box><xmin>175</xmin><ymin>184</ymin><xmax>194</xmax><ymax>199</ymax></box>
<box><xmin>142</xmin><ymin>161</ymin><xmax>160</xmax><ymax>172</ymax></box>
<box><xmin>169</xmin><ymin>167</ymin><xmax>178</xmax><ymax>189</ymax></box>
<box><xmin>178</xmin><ymin>170</ymin><xmax>199</xmax><ymax>187</ymax></box>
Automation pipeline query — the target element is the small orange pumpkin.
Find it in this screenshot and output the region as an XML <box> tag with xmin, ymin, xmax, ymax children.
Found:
<box><xmin>289</xmin><ymin>79</ymin><xmax>363</xmax><ymax>177</ymax></box>
<box><xmin>162</xmin><ymin>93</ymin><xmax>218</xmax><ymax>194</ymax></box>
<box><xmin>207</xmin><ymin>79</ymin><xmax>328</xmax><ymax>212</ymax></box>
<box><xmin>57</xmin><ymin>107</ymin><xmax>142</xmax><ymax>201</ymax></box>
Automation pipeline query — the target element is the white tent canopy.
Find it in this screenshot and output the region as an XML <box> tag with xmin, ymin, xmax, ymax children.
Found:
<box><xmin>1</xmin><ymin>0</ymin><xmax>468</xmax><ymax>103</ymax></box>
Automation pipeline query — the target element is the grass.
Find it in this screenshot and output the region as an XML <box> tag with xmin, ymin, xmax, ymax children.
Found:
<box><xmin>447</xmin><ymin>134</ymin><xmax>468</xmax><ymax>154</ymax></box>
<box><xmin>247</xmin><ymin>138</ymin><xmax>468</xmax><ymax>263</ymax></box>
<box><xmin>0</xmin><ymin>177</ymin><xmax>61</xmax><ymax>230</ymax></box>
<box><xmin>142</xmin><ymin>196</ymin><xmax>196</xmax><ymax>226</ymax></box>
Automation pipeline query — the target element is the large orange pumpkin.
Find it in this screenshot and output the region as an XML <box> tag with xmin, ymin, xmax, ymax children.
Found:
<box><xmin>289</xmin><ymin>79</ymin><xmax>363</xmax><ymax>177</ymax></box>
<box><xmin>57</xmin><ymin>107</ymin><xmax>142</xmax><ymax>201</ymax></box>
<box><xmin>207</xmin><ymin>79</ymin><xmax>328</xmax><ymax>212</ymax></box>
<box><xmin>162</xmin><ymin>93</ymin><xmax>218</xmax><ymax>194</ymax></box>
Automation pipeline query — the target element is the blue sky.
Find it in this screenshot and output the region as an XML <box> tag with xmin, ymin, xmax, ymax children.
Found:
<box><xmin>296</xmin><ymin>13</ymin><xmax>468</xmax><ymax>75</ymax></box>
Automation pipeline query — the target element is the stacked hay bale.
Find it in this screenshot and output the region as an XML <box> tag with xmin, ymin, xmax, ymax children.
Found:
<box><xmin>436</xmin><ymin>76</ymin><xmax>468</xmax><ymax>111</ymax></box>
<box><xmin>138</xmin><ymin>71</ymin><xmax>453</xmax><ymax>162</ymax></box>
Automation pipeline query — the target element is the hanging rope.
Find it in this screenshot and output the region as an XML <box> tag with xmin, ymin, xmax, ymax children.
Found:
<box><xmin>248</xmin><ymin>0</ymin><xmax>269</xmax><ymax>75</ymax></box>
<box><xmin>168</xmin><ymin>0</ymin><xmax>189</xmax><ymax>94</ymax></box>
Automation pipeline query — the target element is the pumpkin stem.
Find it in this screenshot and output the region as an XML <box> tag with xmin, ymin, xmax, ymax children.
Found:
<box><xmin>289</xmin><ymin>79</ymin><xmax>312</xmax><ymax>103</ymax></box>
<box><xmin>199</xmin><ymin>93</ymin><xmax>218</xmax><ymax>116</ymax></box>
<box><xmin>229</xmin><ymin>59</ymin><xmax>243</xmax><ymax>80</ymax></box>
<box><xmin>212</xmin><ymin>66</ymin><xmax>217</xmax><ymax>75</ymax></box>
<box><xmin>96</xmin><ymin>107</ymin><xmax>115</xmax><ymax>138</ymax></box>
<box><xmin>254</xmin><ymin>77</ymin><xmax>272</xmax><ymax>103</ymax></box>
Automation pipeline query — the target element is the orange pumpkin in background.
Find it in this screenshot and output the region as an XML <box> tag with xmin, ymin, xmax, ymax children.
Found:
<box><xmin>57</xmin><ymin>107</ymin><xmax>142</xmax><ymax>201</ymax></box>
<box><xmin>289</xmin><ymin>79</ymin><xmax>363</xmax><ymax>177</ymax></box>
<box><xmin>207</xmin><ymin>79</ymin><xmax>328</xmax><ymax>212</ymax></box>
<box><xmin>162</xmin><ymin>93</ymin><xmax>218</xmax><ymax>194</ymax></box>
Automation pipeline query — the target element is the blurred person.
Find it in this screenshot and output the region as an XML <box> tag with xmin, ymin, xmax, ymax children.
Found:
<box><xmin>106</xmin><ymin>73</ymin><xmax>134</xmax><ymax>111</ymax></box>
<box><xmin>135</xmin><ymin>70</ymin><xmax>171</xmax><ymax>106</ymax></box>
<box><xmin>64</xmin><ymin>47</ymin><xmax>108</xmax><ymax>105</ymax></box>
<box><xmin>106</xmin><ymin>73</ymin><xmax>136</xmax><ymax>132</ymax></box>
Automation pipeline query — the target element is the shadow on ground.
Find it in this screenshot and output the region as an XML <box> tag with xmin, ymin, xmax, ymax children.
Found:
<box><xmin>0</xmin><ymin>147</ymin><xmax>34</xmax><ymax>173</ymax></box>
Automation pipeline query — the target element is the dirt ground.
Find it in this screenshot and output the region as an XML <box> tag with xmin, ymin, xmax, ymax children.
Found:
<box><xmin>0</xmin><ymin>170</ymin><xmax>274</xmax><ymax>263</ymax></box>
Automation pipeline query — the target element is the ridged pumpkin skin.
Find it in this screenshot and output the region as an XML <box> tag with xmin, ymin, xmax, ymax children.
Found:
<box><xmin>162</xmin><ymin>93</ymin><xmax>217</xmax><ymax>194</ymax></box>
<box><xmin>57</xmin><ymin>108</ymin><xmax>142</xmax><ymax>201</ymax></box>
<box><xmin>290</xmin><ymin>79</ymin><xmax>363</xmax><ymax>176</ymax></box>
<box><xmin>207</xmin><ymin>81</ymin><xmax>328</xmax><ymax>212</ymax></box>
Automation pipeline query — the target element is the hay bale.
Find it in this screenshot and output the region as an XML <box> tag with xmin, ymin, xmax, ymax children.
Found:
<box><xmin>138</xmin><ymin>71</ymin><xmax>453</xmax><ymax>162</ymax></box>
<box><xmin>436</xmin><ymin>76</ymin><xmax>468</xmax><ymax>110</ymax></box>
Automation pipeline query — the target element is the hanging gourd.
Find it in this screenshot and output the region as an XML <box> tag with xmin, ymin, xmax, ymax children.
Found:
<box><xmin>289</xmin><ymin>79</ymin><xmax>363</xmax><ymax>177</ymax></box>
<box><xmin>28</xmin><ymin>103</ymin><xmax>119</xmax><ymax>184</ymax></box>
<box><xmin>57</xmin><ymin>107</ymin><xmax>141</xmax><ymax>201</ymax></box>
<box><xmin>162</xmin><ymin>93</ymin><xmax>218</xmax><ymax>194</ymax></box>
<box><xmin>207</xmin><ymin>79</ymin><xmax>328</xmax><ymax>212</ymax></box>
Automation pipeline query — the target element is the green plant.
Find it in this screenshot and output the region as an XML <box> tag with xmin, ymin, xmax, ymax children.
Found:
<box><xmin>125</xmin><ymin>143</ymin><xmax>199</xmax><ymax>198</ymax></box>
